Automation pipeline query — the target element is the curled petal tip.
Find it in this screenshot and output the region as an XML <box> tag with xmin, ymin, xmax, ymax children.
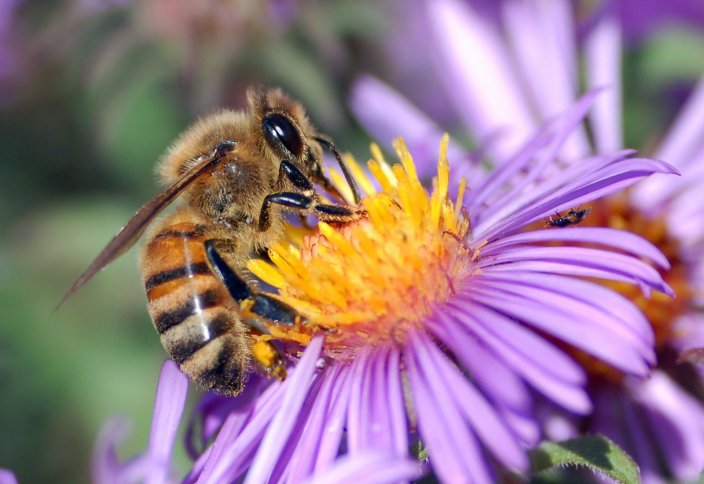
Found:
<box><xmin>663</xmin><ymin>282</ymin><xmax>676</xmax><ymax>298</ymax></box>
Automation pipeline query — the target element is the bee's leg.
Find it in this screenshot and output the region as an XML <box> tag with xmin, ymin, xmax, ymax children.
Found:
<box><xmin>278</xmin><ymin>159</ymin><xmax>360</xmax><ymax>211</ymax></box>
<box><xmin>277</xmin><ymin>159</ymin><xmax>314</xmax><ymax>192</ymax></box>
<box><xmin>313</xmin><ymin>135</ymin><xmax>362</xmax><ymax>204</ymax></box>
<box><xmin>279</xmin><ymin>158</ymin><xmax>356</xmax><ymax>206</ymax></box>
<box><xmin>258</xmin><ymin>192</ymin><xmax>363</xmax><ymax>231</ymax></box>
<box><xmin>205</xmin><ymin>239</ymin><xmax>302</xmax><ymax>379</ymax></box>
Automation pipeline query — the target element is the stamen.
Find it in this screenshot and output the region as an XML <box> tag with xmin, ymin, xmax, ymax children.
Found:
<box><xmin>249</xmin><ymin>136</ymin><xmax>471</xmax><ymax>361</ymax></box>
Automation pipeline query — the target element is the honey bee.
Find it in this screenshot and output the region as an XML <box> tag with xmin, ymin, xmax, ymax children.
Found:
<box><xmin>60</xmin><ymin>87</ymin><xmax>364</xmax><ymax>395</ymax></box>
<box><xmin>546</xmin><ymin>207</ymin><xmax>591</xmax><ymax>227</ymax></box>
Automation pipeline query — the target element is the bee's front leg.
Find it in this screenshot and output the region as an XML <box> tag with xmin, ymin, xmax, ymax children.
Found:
<box><xmin>205</xmin><ymin>239</ymin><xmax>301</xmax><ymax>379</ymax></box>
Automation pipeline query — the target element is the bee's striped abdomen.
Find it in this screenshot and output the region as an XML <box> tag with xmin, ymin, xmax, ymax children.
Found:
<box><xmin>142</xmin><ymin>221</ymin><xmax>248</xmax><ymax>395</ymax></box>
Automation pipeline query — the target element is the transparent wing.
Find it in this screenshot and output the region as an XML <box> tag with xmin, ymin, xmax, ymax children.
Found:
<box><xmin>56</xmin><ymin>142</ymin><xmax>236</xmax><ymax>309</ymax></box>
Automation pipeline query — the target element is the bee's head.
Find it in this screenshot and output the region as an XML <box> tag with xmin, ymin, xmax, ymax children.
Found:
<box><xmin>247</xmin><ymin>87</ymin><xmax>327</xmax><ymax>185</ymax></box>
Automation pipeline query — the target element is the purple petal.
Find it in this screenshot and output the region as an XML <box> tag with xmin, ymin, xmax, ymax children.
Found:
<box><xmin>285</xmin><ymin>365</ymin><xmax>347</xmax><ymax>481</ymax></box>
<box><xmin>0</xmin><ymin>470</ymin><xmax>17</xmax><ymax>484</ymax></box>
<box><xmin>476</xmin><ymin>148</ymin><xmax>632</xmax><ymax>232</ymax></box>
<box><xmin>243</xmin><ymin>336</ymin><xmax>324</xmax><ymax>484</ymax></box>
<box><xmin>614</xmin><ymin>0</ymin><xmax>704</xmax><ymax>41</ymax></box>
<box><xmin>310</xmin><ymin>365</ymin><xmax>354</xmax><ymax>474</ymax></box>
<box><xmin>267</xmin><ymin>375</ymin><xmax>327</xmax><ymax>483</ymax></box>
<box><xmin>631</xmin><ymin>76</ymin><xmax>704</xmax><ymax>211</ymax></box>
<box><xmin>619</xmin><ymin>395</ymin><xmax>660</xmax><ymax>484</ymax></box>
<box><xmin>146</xmin><ymin>360</ymin><xmax>189</xmax><ymax>484</ymax></box>
<box><xmin>197</xmin><ymin>378</ymin><xmax>285</xmax><ymax>483</ymax></box>
<box><xmin>590</xmin><ymin>386</ymin><xmax>659</xmax><ymax>482</ymax></box>
<box><xmin>431</xmin><ymin>314</ymin><xmax>531</xmax><ymax>411</ymax></box>
<box><xmin>348</xmin><ymin>75</ymin><xmax>471</xmax><ymax>180</ymax></box>
<box><xmin>92</xmin><ymin>417</ymin><xmax>132</xmax><ymax>484</ymax></box>
<box><xmin>633</xmin><ymin>372</ymin><xmax>704</xmax><ymax>480</ymax></box>
<box><xmin>301</xmin><ymin>452</ymin><xmax>421</xmax><ymax>484</ymax></box>
<box><xmin>426</xmin><ymin>0</ymin><xmax>537</xmax><ymax>161</ymax></box>
<box><xmin>436</xmin><ymin>304</ymin><xmax>591</xmax><ymax>413</ymax></box>
<box><xmin>406</xmin><ymin>332</ymin><xmax>493</xmax><ymax>483</ymax></box>
<box><xmin>481</xmin><ymin>227</ymin><xmax>670</xmax><ymax>269</ymax></box>
<box><xmin>445</xmin><ymin>297</ymin><xmax>586</xmax><ymax>384</ymax></box>
<box><xmin>655</xmin><ymin>76</ymin><xmax>704</xmax><ymax>169</ymax></box>
<box><xmin>384</xmin><ymin>348</ymin><xmax>409</xmax><ymax>457</ymax></box>
<box><xmin>473</xmin><ymin>277</ymin><xmax>654</xmax><ymax>361</ymax></box>
<box><xmin>584</xmin><ymin>3</ymin><xmax>623</xmax><ymax>154</ymax></box>
<box><xmin>486</xmin><ymin>259</ymin><xmax>666</xmax><ymax>293</ymax></box>
<box><xmin>478</xmin><ymin>245</ymin><xmax>672</xmax><ymax>296</ymax></box>
<box><xmin>476</xmin><ymin>271</ymin><xmax>654</xmax><ymax>348</ymax></box>
<box><xmin>346</xmin><ymin>347</ymin><xmax>372</xmax><ymax>455</ymax></box>
<box><xmin>502</xmin><ymin>0</ymin><xmax>589</xmax><ymax>159</ymax></box>
<box><xmin>427</xmin><ymin>308</ymin><xmax>541</xmax><ymax>444</ymax></box>
<box><xmin>477</xmin><ymin>148</ymin><xmax>633</xmax><ymax>223</ymax></box>
<box><xmin>415</xmin><ymin>332</ymin><xmax>528</xmax><ymax>470</ymax></box>
<box><xmin>347</xmin><ymin>347</ymin><xmax>408</xmax><ymax>457</ymax></box>
<box><xmin>466</xmin><ymin>89</ymin><xmax>605</xmax><ymax>218</ymax></box>
<box><xmin>185</xmin><ymin>381</ymin><xmax>265</xmax><ymax>461</ymax></box>
<box><xmin>476</xmin><ymin>156</ymin><xmax>678</xmax><ymax>241</ymax></box>
<box><xmin>464</xmin><ymin>285</ymin><xmax>653</xmax><ymax>376</ymax></box>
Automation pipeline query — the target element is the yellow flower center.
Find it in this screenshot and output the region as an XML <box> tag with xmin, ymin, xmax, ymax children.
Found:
<box><xmin>248</xmin><ymin>136</ymin><xmax>472</xmax><ymax>361</ymax></box>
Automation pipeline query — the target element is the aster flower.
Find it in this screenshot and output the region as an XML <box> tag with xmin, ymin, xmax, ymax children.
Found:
<box><xmin>584</xmin><ymin>67</ymin><xmax>704</xmax><ymax>484</ymax></box>
<box><xmin>92</xmin><ymin>360</ymin><xmax>188</xmax><ymax>483</ymax></box>
<box><xmin>350</xmin><ymin>0</ymin><xmax>704</xmax><ymax>480</ymax></box>
<box><xmin>0</xmin><ymin>469</ymin><xmax>17</xmax><ymax>484</ymax></box>
<box><xmin>94</xmin><ymin>361</ymin><xmax>420</xmax><ymax>484</ymax></box>
<box><xmin>166</xmin><ymin>90</ymin><xmax>675</xmax><ymax>483</ymax></box>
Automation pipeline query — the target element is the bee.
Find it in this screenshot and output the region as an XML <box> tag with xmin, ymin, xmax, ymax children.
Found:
<box><xmin>60</xmin><ymin>87</ymin><xmax>364</xmax><ymax>395</ymax></box>
<box><xmin>546</xmin><ymin>207</ymin><xmax>591</xmax><ymax>227</ymax></box>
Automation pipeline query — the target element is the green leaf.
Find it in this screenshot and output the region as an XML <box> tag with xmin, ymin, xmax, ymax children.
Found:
<box><xmin>529</xmin><ymin>434</ymin><xmax>640</xmax><ymax>484</ymax></box>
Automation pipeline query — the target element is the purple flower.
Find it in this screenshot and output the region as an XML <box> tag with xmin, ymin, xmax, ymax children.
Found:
<box><xmin>92</xmin><ymin>360</ymin><xmax>188</xmax><ymax>484</ymax></box>
<box><xmin>175</xmin><ymin>92</ymin><xmax>674</xmax><ymax>482</ymax></box>
<box><xmin>350</xmin><ymin>0</ymin><xmax>704</xmax><ymax>480</ymax></box>
<box><xmin>0</xmin><ymin>469</ymin><xmax>18</xmax><ymax>484</ymax></box>
<box><xmin>93</xmin><ymin>361</ymin><xmax>420</xmax><ymax>484</ymax></box>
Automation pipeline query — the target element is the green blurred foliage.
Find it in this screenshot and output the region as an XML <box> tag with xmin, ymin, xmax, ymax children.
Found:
<box><xmin>0</xmin><ymin>1</ymin><xmax>702</xmax><ymax>482</ymax></box>
<box><xmin>0</xmin><ymin>1</ymin><xmax>386</xmax><ymax>481</ymax></box>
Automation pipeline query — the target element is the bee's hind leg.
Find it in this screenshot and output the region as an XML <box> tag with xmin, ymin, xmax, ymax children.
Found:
<box><xmin>205</xmin><ymin>239</ymin><xmax>304</xmax><ymax>380</ymax></box>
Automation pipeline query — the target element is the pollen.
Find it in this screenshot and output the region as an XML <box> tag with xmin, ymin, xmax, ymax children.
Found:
<box><xmin>248</xmin><ymin>135</ymin><xmax>472</xmax><ymax>361</ymax></box>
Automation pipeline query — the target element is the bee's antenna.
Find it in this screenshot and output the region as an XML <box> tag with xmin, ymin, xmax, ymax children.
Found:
<box><xmin>314</xmin><ymin>136</ymin><xmax>361</xmax><ymax>205</ymax></box>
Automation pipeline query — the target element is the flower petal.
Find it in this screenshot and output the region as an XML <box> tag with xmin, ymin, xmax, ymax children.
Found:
<box><xmin>481</xmin><ymin>227</ymin><xmax>670</xmax><ymax>269</ymax></box>
<box><xmin>437</xmin><ymin>304</ymin><xmax>591</xmax><ymax>414</ymax></box>
<box><xmin>284</xmin><ymin>365</ymin><xmax>346</xmax><ymax>481</ymax></box>
<box><xmin>416</xmin><ymin>332</ymin><xmax>528</xmax><ymax>470</ymax></box>
<box><xmin>406</xmin><ymin>332</ymin><xmax>493</xmax><ymax>483</ymax></box>
<box><xmin>465</xmin><ymin>285</ymin><xmax>653</xmax><ymax>376</ymax></box>
<box><xmin>0</xmin><ymin>470</ymin><xmax>17</xmax><ymax>484</ymax></box>
<box><xmin>584</xmin><ymin>3</ymin><xmax>623</xmax><ymax>154</ymax></box>
<box><xmin>349</xmin><ymin>75</ymin><xmax>471</xmax><ymax>181</ymax></box>
<box><xmin>243</xmin><ymin>336</ymin><xmax>324</xmax><ymax>484</ymax></box>
<box><xmin>302</xmin><ymin>452</ymin><xmax>421</xmax><ymax>484</ymax></box>
<box><xmin>197</xmin><ymin>378</ymin><xmax>285</xmax><ymax>483</ymax></box>
<box><xmin>146</xmin><ymin>360</ymin><xmax>189</xmax><ymax>484</ymax></box>
<box><xmin>427</xmin><ymin>0</ymin><xmax>536</xmax><ymax>160</ymax></box>
<box><xmin>502</xmin><ymin>0</ymin><xmax>588</xmax><ymax>159</ymax></box>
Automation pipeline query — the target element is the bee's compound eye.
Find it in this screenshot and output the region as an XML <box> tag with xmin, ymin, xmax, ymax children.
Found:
<box><xmin>262</xmin><ymin>113</ymin><xmax>303</xmax><ymax>158</ymax></box>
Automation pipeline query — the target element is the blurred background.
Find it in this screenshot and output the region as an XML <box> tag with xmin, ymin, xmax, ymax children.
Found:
<box><xmin>0</xmin><ymin>1</ymin><xmax>702</xmax><ymax>482</ymax></box>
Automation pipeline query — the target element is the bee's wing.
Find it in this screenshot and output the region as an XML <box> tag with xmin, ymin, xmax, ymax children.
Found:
<box><xmin>57</xmin><ymin>143</ymin><xmax>235</xmax><ymax>309</ymax></box>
